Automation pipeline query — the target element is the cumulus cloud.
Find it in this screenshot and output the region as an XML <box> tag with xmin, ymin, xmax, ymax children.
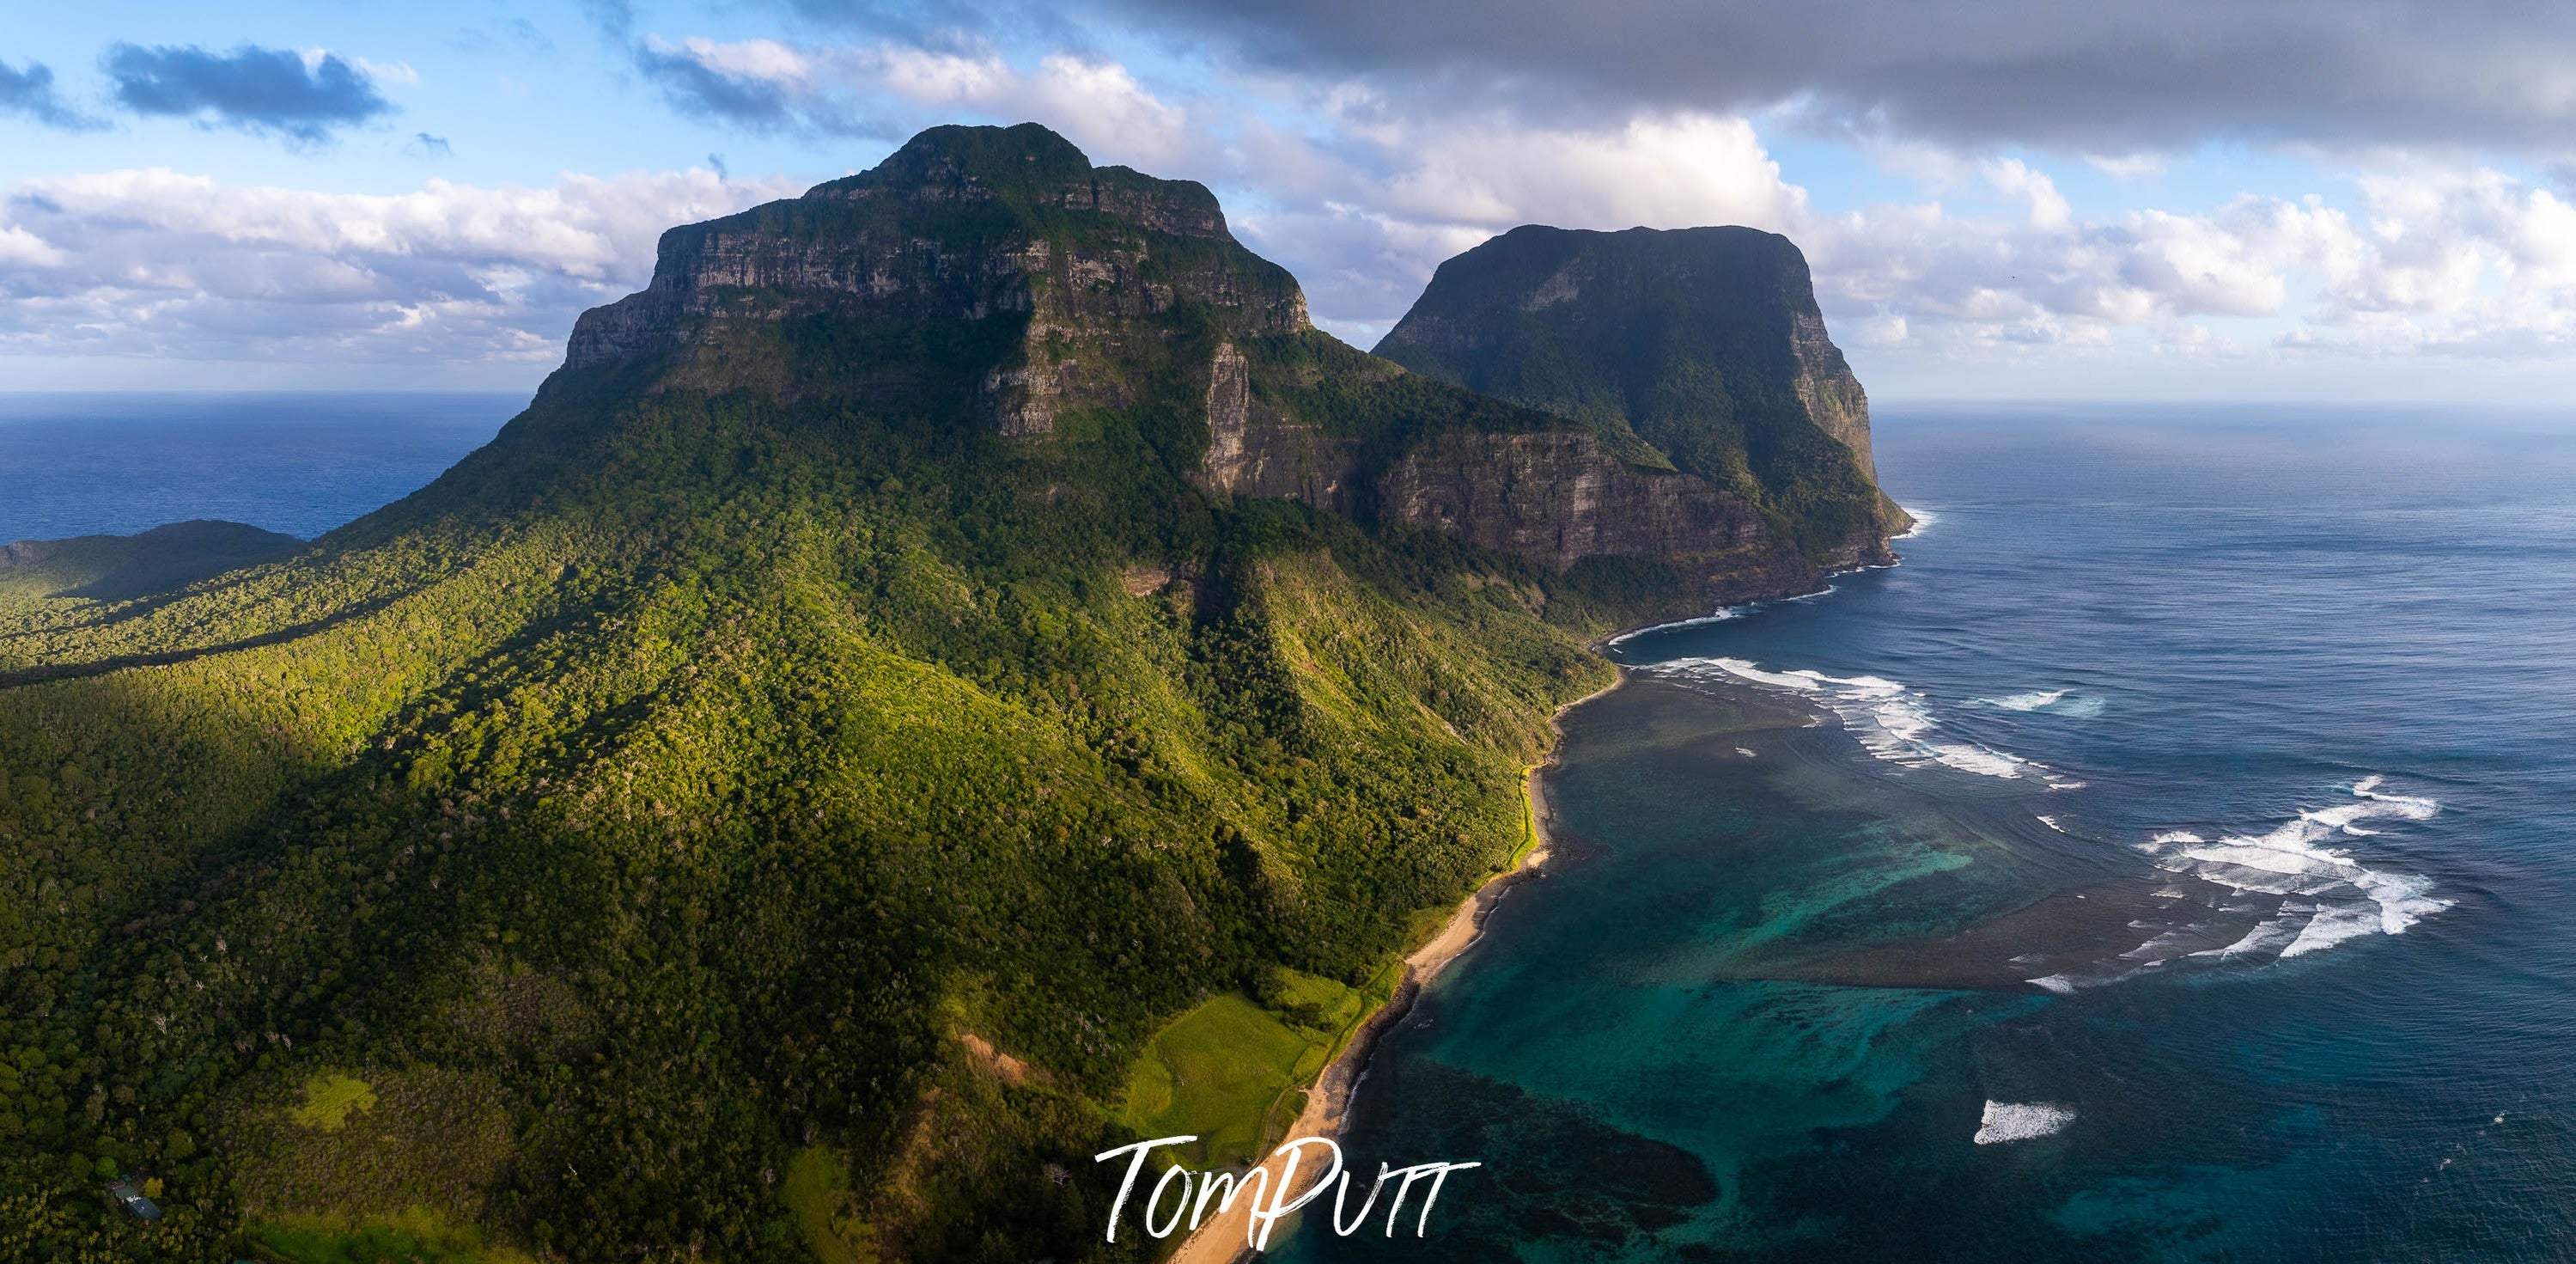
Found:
<box><xmin>1218</xmin><ymin>103</ymin><xmax>1811</xmax><ymax>342</ymax></box>
<box><xmin>100</xmin><ymin>43</ymin><xmax>399</xmax><ymax>145</ymax></box>
<box><xmin>0</xmin><ymin>58</ymin><xmax>103</xmax><ymax>131</ymax></box>
<box><xmin>0</xmin><ymin>168</ymin><xmax>798</xmax><ymax>365</ymax></box>
<box><xmin>1794</xmin><ymin>159</ymin><xmax>2576</xmax><ymax>362</ymax></box>
<box><xmin>633</xmin><ymin>34</ymin><xmax>1198</xmax><ymax>166</ymax></box>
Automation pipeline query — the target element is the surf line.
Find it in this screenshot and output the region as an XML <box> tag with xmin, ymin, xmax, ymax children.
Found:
<box><xmin>1097</xmin><ymin>1134</ymin><xmax>1481</xmax><ymax>1250</ymax></box>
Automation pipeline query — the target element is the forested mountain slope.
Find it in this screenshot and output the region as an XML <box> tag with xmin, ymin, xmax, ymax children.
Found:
<box><xmin>0</xmin><ymin>124</ymin><xmax>1896</xmax><ymax>1262</ymax></box>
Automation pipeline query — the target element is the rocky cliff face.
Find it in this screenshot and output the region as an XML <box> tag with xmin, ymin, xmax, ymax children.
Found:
<box><xmin>1374</xmin><ymin>224</ymin><xmax>1907</xmax><ymax>565</ymax></box>
<box><xmin>566</xmin><ymin>123</ymin><xmax>1306</xmax><ymax>433</ymax></box>
<box><xmin>553</xmin><ymin>125</ymin><xmax>1859</xmax><ymax>613</ymax></box>
<box><xmin>1376</xmin><ymin>430</ymin><xmax>1800</xmax><ymax>587</ymax></box>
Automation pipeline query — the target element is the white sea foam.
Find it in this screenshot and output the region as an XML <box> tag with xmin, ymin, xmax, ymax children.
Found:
<box><xmin>1972</xmin><ymin>687</ymin><xmax>2106</xmax><ymax>718</ymax></box>
<box><xmin>1651</xmin><ymin>657</ymin><xmax>2084</xmax><ymax>788</ymax></box>
<box><xmin>2037</xmin><ymin>815</ymin><xmax>2068</xmax><ymax>833</ymax></box>
<box><xmin>2138</xmin><ymin>776</ymin><xmax>2449</xmax><ymax>965</ymax></box>
<box><xmin>2026</xmin><ymin>974</ymin><xmax>2078</xmax><ymax>995</ymax></box>
<box><xmin>2190</xmin><ymin>916</ymin><xmax>2305</xmax><ymax>961</ymax></box>
<box><xmin>1974</xmin><ymin>1101</ymin><xmax>2076</xmax><ymax>1145</ymax></box>
<box><xmin>1735</xmin><ymin>747</ymin><xmax>1758</xmax><ymax>758</ymax></box>
<box><xmin>1988</xmin><ymin>689</ymin><xmax>2070</xmax><ymax>711</ymax></box>
<box><xmin>1603</xmin><ymin>607</ymin><xmax>1745</xmax><ymax>646</ymax></box>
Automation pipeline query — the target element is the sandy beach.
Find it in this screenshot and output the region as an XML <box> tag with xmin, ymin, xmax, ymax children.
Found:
<box><xmin>1166</xmin><ymin>669</ymin><xmax>1626</xmax><ymax>1264</ymax></box>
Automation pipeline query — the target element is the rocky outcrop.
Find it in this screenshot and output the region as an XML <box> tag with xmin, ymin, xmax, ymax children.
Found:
<box><xmin>1182</xmin><ymin>334</ymin><xmax>1797</xmax><ymax>602</ymax></box>
<box><xmin>1377</xmin><ymin>431</ymin><xmax>1792</xmax><ymax>578</ymax></box>
<box><xmin>563</xmin><ymin>123</ymin><xmax>1306</xmax><ymax>434</ymax></box>
<box><xmin>1374</xmin><ymin>224</ymin><xmax>1908</xmax><ymax>559</ymax></box>
<box><xmin>1788</xmin><ymin>308</ymin><xmax>1877</xmax><ymax>483</ymax></box>
<box><xmin>1191</xmin><ymin>341</ymin><xmax>1358</xmax><ymax>506</ymax></box>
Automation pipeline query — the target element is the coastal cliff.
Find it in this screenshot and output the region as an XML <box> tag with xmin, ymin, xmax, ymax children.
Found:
<box><xmin>549</xmin><ymin>125</ymin><xmax>1836</xmax><ymax>609</ymax></box>
<box><xmin>1376</xmin><ymin>223</ymin><xmax>1909</xmax><ymax>568</ymax></box>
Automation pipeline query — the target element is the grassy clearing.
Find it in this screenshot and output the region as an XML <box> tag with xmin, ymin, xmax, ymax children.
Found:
<box><xmin>241</xmin><ymin>1209</ymin><xmax>533</xmax><ymax>1264</ymax></box>
<box><xmin>1117</xmin><ymin>965</ymin><xmax>1401</xmax><ymax>1169</ymax></box>
<box><xmin>780</xmin><ymin>1147</ymin><xmax>878</xmax><ymax>1264</ymax></box>
<box><xmin>289</xmin><ymin>1075</ymin><xmax>378</xmax><ymax>1133</ymax></box>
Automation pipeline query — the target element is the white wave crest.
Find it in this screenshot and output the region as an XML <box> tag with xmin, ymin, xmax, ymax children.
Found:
<box><xmin>1603</xmin><ymin>607</ymin><xmax>1745</xmax><ymax>646</ymax></box>
<box><xmin>1987</xmin><ymin>689</ymin><xmax>2069</xmax><ymax>711</ymax></box>
<box><xmin>1650</xmin><ymin>657</ymin><xmax>2084</xmax><ymax>788</ymax></box>
<box><xmin>1973</xmin><ymin>688</ymin><xmax>2105</xmax><ymax>718</ymax></box>
<box><xmin>2140</xmin><ymin>777</ymin><xmax>2449</xmax><ymax>964</ymax></box>
<box><xmin>1974</xmin><ymin>1101</ymin><xmax>2076</xmax><ymax>1145</ymax></box>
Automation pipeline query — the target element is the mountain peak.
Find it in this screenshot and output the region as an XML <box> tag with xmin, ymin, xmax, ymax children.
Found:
<box><xmin>806</xmin><ymin>121</ymin><xmax>1233</xmax><ymax>241</ymax></box>
<box><xmin>1375</xmin><ymin>222</ymin><xmax>1906</xmax><ymax>561</ymax></box>
<box><xmin>558</xmin><ymin>123</ymin><xmax>1300</xmax><ymax>430</ymax></box>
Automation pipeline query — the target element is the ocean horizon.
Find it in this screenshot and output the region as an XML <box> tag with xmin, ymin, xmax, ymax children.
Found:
<box><xmin>0</xmin><ymin>392</ymin><xmax>519</xmax><ymax>543</ymax></box>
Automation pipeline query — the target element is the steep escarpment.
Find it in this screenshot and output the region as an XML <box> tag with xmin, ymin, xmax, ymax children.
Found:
<box><xmin>565</xmin><ymin>124</ymin><xmax>1306</xmax><ymax>434</ymax></box>
<box><xmin>0</xmin><ymin>125</ymin><xmax>1890</xmax><ymax>1264</ymax></box>
<box><xmin>1376</xmin><ymin>223</ymin><xmax>1909</xmax><ymax>565</ymax></box>
<box><xmin>539</xmin><ymin>124</ymin><xmax>1803</xmax><ymax>609</ymax></box>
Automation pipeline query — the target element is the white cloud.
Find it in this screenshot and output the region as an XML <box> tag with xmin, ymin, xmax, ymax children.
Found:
<box><xmin>658</xmin><ymin>36</ymin><xmax>812</xmax><ymax>87</ymax></box>
<box><xmin>1981</xmin><ymin>159</ymin><xmax>2073</xmax><ymax>232</ymax></box>
<box><xmin>1375</xmin><ymin>113</ymin><xmax>1803</xmax><ymax>231</ymax></box>
<box><xmin>2085</xmin><ymin>153</ymin><xmax>2170</xmax><ymax>181</ymax></box>
<box><xmin>21</xmin><ymin>27</ymin><xmax>2576</xmax><ymax>386</ymax></box>
<box><xmin>0</xmin><ymin>226</ymin><xmax>64</xmax><ymax>267</ymax></box>
<box><xmin>1218</xmin><ymin>98</ymin><xmax>1812</xmax><ymax>342</ymax></box>
<box><xmin>639</xmin><ymin>36</ymin><xmax>1200</xmax><ymax>169</ymax></box>
<box><xmin>0</xmin><ymin>168</ymin><xmax>797</xmax><ymax>365</ymax></box>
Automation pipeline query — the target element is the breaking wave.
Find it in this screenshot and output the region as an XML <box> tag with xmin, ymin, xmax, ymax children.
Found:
<box><xmin>2141</xmin><ymin>775</ymin><xmax>2450</xmax><ymax>962</ymax></box>
<box><xmin>1974</xmin><ymin>1101</ymin><xmax>2076</xmax><ymax>1145</ymax></box>
<box><xmin>2034</xmin><ymin>778</ymin><xmax>2452</xmax><ymax>992</ymax></box>
<box><xmin>1647</xmin><ymin>656</ymin><xmax>2086</xmax><ymax>789</ymax></box>
<box><xmin>1974</xmin><ymin>688</ymin><xmax>2107</xmax><ymax>718</ymax></box>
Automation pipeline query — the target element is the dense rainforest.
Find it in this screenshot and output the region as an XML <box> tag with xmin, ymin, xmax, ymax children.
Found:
<box><xmin>0</xmin><ymin>123</ymin><xmax>1897</xmax><ymax>1263</ymax></box>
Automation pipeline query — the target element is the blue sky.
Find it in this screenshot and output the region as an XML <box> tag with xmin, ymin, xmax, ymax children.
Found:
<box><xmin>9</xmin><ymin>1</ymin><xmax>2576</xmax><ymax>401</ymax></box>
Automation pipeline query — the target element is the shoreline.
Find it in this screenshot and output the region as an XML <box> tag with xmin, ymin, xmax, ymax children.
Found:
<box><xmin>1166</xmin><ymin>669</ymin><xmax>1627</xmax><ymax>1264</ymax></box>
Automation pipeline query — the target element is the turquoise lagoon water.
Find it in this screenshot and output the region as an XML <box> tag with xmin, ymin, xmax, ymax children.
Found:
<box><xmin>1287</xmin><ymin>406</ymin><xmax>2576</xmax><ymax>1262</ymax></box>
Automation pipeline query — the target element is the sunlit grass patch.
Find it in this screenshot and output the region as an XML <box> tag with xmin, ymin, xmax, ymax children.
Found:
<box><xmin>289</xmin><ymin>1073</ymin><xmax>378</xmax><ymax>1133</ymax></box>
<box><xmin>781</xmin><ymin>1147</ymin><xmax>880</xmax><ymax>1264</ymax></box>
<box><xmin>1118</xmin><ymin>965</ymin><xmax>1402</xmax><ymax>1169</ymax></box>
<box><xmin>242</xmin><ymin>1208</ymin><xmax>533</xmax><ymax>1264</ymax></box>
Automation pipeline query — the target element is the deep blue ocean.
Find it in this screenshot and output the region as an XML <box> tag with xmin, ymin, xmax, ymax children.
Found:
<box><xmin>0</xmin><ymin>393</ymin><xmax>515</xmax><ymax>542</ymax></box>
<box><xmin>1292</xmin><ymin>405</ymin><xmax>2576</xmax><ymax>1261</ymax></box>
